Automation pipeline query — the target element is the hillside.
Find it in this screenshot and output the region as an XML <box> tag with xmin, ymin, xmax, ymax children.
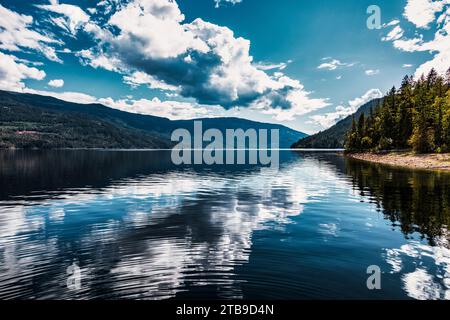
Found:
<box><xmin>0</xmin><ymin>97</ymin><xmax>171</xmax><ymax>149</ymax></box>
<box><xmin>291</xmin><ymin>98</ymin><xmax>382</xmax><ymax>149</ymax></box>
<box><xmin>0</xmin><ymin>90</ymin><xmax>307</xmax><ymax>149</ymax></box>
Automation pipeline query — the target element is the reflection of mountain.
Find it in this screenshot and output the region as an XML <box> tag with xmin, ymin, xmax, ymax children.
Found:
<box><xmin>343</xmin><ymin>157</ymin><xmax>450</xmax><ymax>245</ymax></box>
<box><xmin>0</xmin><ymin>149</ymin><xmax>300</xmax><ymax>200</ymax></box>
<box><xmin>0</xmin><ymin>150</ymin><xmax>174</xmax><ymax>200</ymax></box>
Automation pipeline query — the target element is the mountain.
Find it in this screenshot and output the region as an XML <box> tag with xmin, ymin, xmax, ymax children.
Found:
<box><xmin>291</xmin><ymin>98</ymin><xmax>382</xmax><ymax>149</ymax></box>
<box><xmin>0</xmin><ymin>90</ymin><xmax>307</xmax><ymax>149</ymax></box>
<box><xmin>171</xmin><ymin>117</ymin><xmax>307</xmax><ymax>148</ymax></box>
<box><xmin>0</xmin><ymin>93</ymin><xmax>172</xmax><ymax>149</ymax></box>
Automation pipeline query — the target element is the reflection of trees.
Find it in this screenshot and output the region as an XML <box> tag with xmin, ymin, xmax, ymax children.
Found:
<box><xmin>0</xmin><ymin>150</ymin><xmax>175</xmax><ymax>200</ymax></box>
<box><xmin>345</xmin><ymin>158</ymin><xmax>450</xmax><ymax>245</ymax></box>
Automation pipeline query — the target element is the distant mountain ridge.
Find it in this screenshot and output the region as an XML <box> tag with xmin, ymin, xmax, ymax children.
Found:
<box><xmin>291</xmin><ymin>98</ymin><xmax>382</xmax><ymax>149</ymax></box>
<box><xmin>0</xmin><ymin>90</ymin><xmax>307</xmax><ymax>149</ymax></box>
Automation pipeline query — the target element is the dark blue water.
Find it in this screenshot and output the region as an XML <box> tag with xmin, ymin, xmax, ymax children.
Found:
<box><xmin>0</xmin><ymin>150</ymin><xmax>449</xmax><ymax>300</ymax></box>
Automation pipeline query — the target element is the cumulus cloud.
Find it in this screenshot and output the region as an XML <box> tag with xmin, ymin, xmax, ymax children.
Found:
<box><xmin>123</xmin><ymin>71</ymin><xmax>178</xmax><ymax>91</ymax></box>
<box><xmin>64</xmin><ymin>0</ymin><xmax>329</xmax><ymax>119</ymax></box>
<box><xmin>393</xmin><ymin>37</ymin><xmax>424</xmax><ymax>52</ymax></box>
<box><xmin>309</xmin><ymin>89</ymin><xmax>383</xmax><ymax>129</ymax></box>
<box><xmin>0</xmin><ymin>0</ymin><xmax>328</xmax><ymax>122</ymax></box>
<box><xmin>317</xmin><ymin>57</ymin><xmax>355</xmax><ymax>71</ymax></box>
<box><xmin>98</xmin><ymin>97</ymin><xmax>220</xmax><ymax>120</ymax></box>
<box><xmin>48</xmin><ymin>79</ymin><xmax>64</xmax><ymax>88</ymax></box>
<box><xmin>383</xmin><ymin>0</ymin><xmax>450</xmax><ymax>77</ymax></box>
<box><xmin>36</xmin><ymin>0</ymin><xmax>90</xmax><ymax>35</ymax></box>
<box><xmin>77</xmin><ymin>49</ymin><xmax>121</xmax><ymax>72</ymax></box>
<box><xmin>0</xmin><ymin>52</ymin><xmax>46</xmax><ymax>91</ymax></box>
<box><xmin>403</xmin><ymin>0</ymin><xmax>446</xmax><ymax>29</ymax></box>
<box><xmin>0</xmin><ymin>4</ymin><xmax>61</xmax><ymax>62</ymax></box>
<box><xmin>253</xmin><ymin>73</ymin><xmax>331</xmax><ymax>121</ymax></box>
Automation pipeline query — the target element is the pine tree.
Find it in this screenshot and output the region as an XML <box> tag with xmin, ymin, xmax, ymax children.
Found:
<box><xmin>358</xmin><ymin>113</ymin><xmax>365</xmax><ymax>138</ymax></box>
<box><xmin>345</xmin><ymin>116</ymin><xmax>359</xmax><ymax>151</ymax></box>
<box><xmin>345</xmin><ymin>70</ymin><xmax>450</xmax><ymax>154</ymax></box>
<box><xmin>443</xmin><ymin>89</ymin><xmax>450</xmax><ymax>149</ymax></box>
<box><xmin>410</xmin><ymin>75</ymin><xmax>434</xmax><ymax>153</ymax></box>
<box><xmin>434</xmin><ymin>97</ymin><xmax>444</xmax><ymax>150</ymax></box>
<box><xmin>445</xmin><ymin>67</ymin><xmax>450</xmax><ymax>90</ymax></box>
<box><xmin>398</xmin><ymin>76</ymin><xmax>414</xmax><ymax>148</ymax></box>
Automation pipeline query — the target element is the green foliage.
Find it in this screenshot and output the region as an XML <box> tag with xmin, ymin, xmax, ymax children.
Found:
<box><xmin>0</xmin><ymin>101</ymin><xmax>172</xmax><ymax>149</ymax></box>
<box><xmin>345</xmin><ymin>68</ymin><xmax>450</xmax><ymax>154</ymax></box>
<box><xmin>293</xmin><ymin>98</ymin><xmax>381</xmax><ymax>149</ymax></box>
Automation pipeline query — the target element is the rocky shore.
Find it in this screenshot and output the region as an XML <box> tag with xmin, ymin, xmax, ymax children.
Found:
<box><xmin>347</xmin><ymin>151</ymin><xmax>450</xmax><ymax>171</ymax></box>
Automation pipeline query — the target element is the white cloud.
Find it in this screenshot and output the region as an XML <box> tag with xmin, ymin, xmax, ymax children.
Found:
<box><xmin>98</xmin><ymin>97</ymin><xmax>221</xmax><ymax>120</ymax></box>
<box><xmin>1</xmin><ymin>0</ymin><xmax>329</xmax><ymax>122</ymax></box>
<box><xmin>317</xmin><ymin>58</ymin><xmax>355</xmax><ymax>71</ymax></box>
<box><xmin>36</xmin><ymin>1</ymin><xmax>90</xmax><ymax>35</ymax></box>
<box><xmin>393</xmin><ymin>37</ymin><xmax>424</xmax><ymax>52</ymax></box>
<box><xmin>255</xmin><ymin>61</ymin><xmax>290</xmax><ymax>71</ymax></box>
<box><xmin>19</xmin><ymin>85</ymin><xmax>218</xmax><ymax>121</ymax></box>
<box><xmin>72</xmin><ymin>0</ymin><xmax>329</xmax><ymax>120</ymax></box>
<box><xmin>107</xmin><ymin>0</ymin><xmax>208</xmax><ymax>60</ymax></box>
<box><xmin>214</xmin><ymin>0</ymin><xmax>243</xmax><ymax>8</ymax></box>
<box><xmin>403</xmin><ymin>64</ymin><xmax>414</xmax><ymax>68</ymax></box>
<box><xmin>77</xmin><ymin>49</ymin><xmax>121</xmax><ymax>72</ymax></box>
<box><xmin>385</xmin><ymin>1</ymin><xmax>450</xmax><ymax>77</ymax></box>
<box><xmin>48</xmin><ymin>79</ymin><xmax>64</xmax><ymax>88</ymax></box>
<box><xmin>309</xmin><ymin>89</ymin><xmax>383</xmax><ymax>129</ymax></box>
<box><xmin>382</xmin><ymin>25</ymin><xmax>404</xmax><ymax>41</ymax></box>
<box><xmin>384</xmin><ymin>19</ymin><xmax>401</xmax><ymax>27</ymax></box>
<box><xmin>404</xmin><ymin>0</ymin><xmax>446</xmax><ymax>29</ymax></box>
<box><xmin>254</xmin><ymin>75</ymin><xmax>331</xmax><ymax>121</ymax></box>
<box><xmin>23</xmin><ymin>88</ymin><xmax>98</xmax><ymax>104</ymax></box>
<box><xmin>365</xmin><ymin>69</ymin><xmax>380</xmax><ymax>76</ymax></box>
<box><xmin>0</xmin><ymin>52</ymin><xmax>46</xmax><ymax>91</ymax></box>
<box><xmin>123</xmin><ymin>71</ymin><xmax>178</xmax><ymax>91</ymax></box>
<box><xmin>0</xmin><ymin>4</ymin><xmax>61</xmax><ymax>62</ymax></box>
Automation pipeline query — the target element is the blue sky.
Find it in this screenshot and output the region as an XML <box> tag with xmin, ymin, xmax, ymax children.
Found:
<box><xmin>0</xmin><ymin>0</ymin><xmax>449</xmax><ymax>134</ymax></box>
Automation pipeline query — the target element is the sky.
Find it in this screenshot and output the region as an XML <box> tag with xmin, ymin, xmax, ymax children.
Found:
<box><xmin>0</xmin><ymin>0</ymin><xmax>449</xmax><ymax>134</ymax></box>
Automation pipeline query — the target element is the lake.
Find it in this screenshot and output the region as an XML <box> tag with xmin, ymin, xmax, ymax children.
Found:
<box><xmin>0</xmin><ymin>150</ymin><xmax>449</xmax><ymax>300</ymax></box>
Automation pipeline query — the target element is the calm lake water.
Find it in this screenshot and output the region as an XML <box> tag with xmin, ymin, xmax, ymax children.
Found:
<box><xmin>0</xmin><ymin>150</ymin><xmax>449</xmax><ymax>300</ymax></box>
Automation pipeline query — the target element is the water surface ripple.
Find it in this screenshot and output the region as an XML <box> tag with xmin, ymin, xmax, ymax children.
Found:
<box><xmin>0</xmin><ymin>150</ymin><xmax>449</xmax><ymax>299</ymax></box>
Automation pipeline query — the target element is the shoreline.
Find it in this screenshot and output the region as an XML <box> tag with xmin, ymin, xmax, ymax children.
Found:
<box><xmin>347</xmin><ymin>151</ymin><xmax>450</xmax><ymax>171</ymax></box>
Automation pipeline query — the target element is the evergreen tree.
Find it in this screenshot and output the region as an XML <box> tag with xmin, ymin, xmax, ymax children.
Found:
<box><xmin>345</xmin><ymin>116</ymin><xmax>359</xmax><ymax>151</ymax></box>
<box><xmin>398</xmin><ymin>76</ymin><xmax>414</xmax><ymax>148</ymax></box>
<box><xmin>357</xmin><ymin>113</ymin><xmax>365</xmax><ymax>138</ymax></box>
<box><xmin>345</xmin><ymin>69</ymin><xmax>450</xmax><ymax>154</ymax></box>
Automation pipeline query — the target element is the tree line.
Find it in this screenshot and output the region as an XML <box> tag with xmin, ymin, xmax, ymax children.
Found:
<box><xmin>346</xmin><ymin>68</ymin><xmax>450</xmax><ymax>153</ymax></box>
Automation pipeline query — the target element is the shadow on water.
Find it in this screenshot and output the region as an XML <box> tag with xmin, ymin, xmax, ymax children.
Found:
<box><xmin>0</xmin><ymin>149</ymin><xmax>300</xmax><ymax>201</ymax></box>
<box><xmin>343</xmin><ymin>156</ymin><xmax>450</xmax><ymax>246</ymax></box>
